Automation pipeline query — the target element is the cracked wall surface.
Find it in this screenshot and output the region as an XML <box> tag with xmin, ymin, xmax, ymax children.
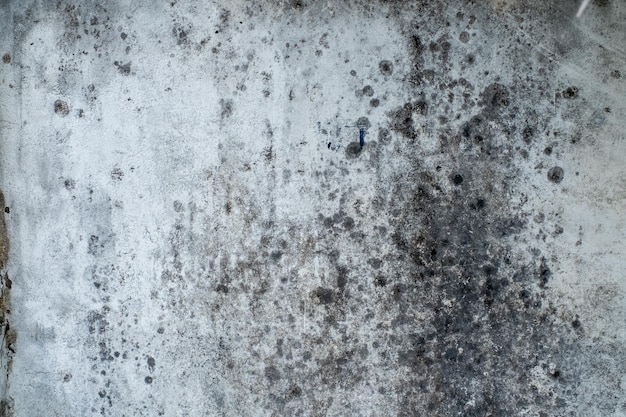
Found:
<box><xmin>0</xmin><ymin>0</ymin><xmax>625</xmax><ymax>416</ymax></box>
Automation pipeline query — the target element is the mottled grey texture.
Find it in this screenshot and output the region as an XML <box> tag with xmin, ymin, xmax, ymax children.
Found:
<box><xmin>0</xmin><ymin>0</ymin><xmax>625</xmax><ymax>416</ymax></box>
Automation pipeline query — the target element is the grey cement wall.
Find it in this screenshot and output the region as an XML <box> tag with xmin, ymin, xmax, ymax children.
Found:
<box><xmin>0</xmin><ymin>0</ymin><xmax>625</xmax><ymax>416</ymax></box>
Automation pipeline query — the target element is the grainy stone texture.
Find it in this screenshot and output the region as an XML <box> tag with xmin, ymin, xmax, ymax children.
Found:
<box><xmin>0</xmin><ymin>0</ymin><xmax>625</xmax><ymax>416</ymax></box>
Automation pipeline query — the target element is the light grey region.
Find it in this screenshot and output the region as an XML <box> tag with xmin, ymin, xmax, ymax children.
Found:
<box><xmin>0</xmin><ymin>0</ymin><xmax>625</xmax><ymax>416</ymax></box>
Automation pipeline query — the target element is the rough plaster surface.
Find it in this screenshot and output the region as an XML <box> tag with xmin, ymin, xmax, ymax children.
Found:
<box><xmin>0</xmin><ymin>0</ymin><xmax>625</xmax><ymax>416</ymax></box>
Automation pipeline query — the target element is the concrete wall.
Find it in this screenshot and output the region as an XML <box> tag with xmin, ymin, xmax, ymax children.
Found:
<box><xmin>0</xmin><ymin>0</ymin><xmax>625</xmax><ymax>415</ymax></box>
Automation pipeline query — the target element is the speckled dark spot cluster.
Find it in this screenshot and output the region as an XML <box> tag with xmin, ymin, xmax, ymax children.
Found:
<box><xmin>16</xmin><ymin>0</ymin><xmax>621</xmax><ymax>415</ymax></box>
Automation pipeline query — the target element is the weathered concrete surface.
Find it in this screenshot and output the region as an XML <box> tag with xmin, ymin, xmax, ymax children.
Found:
<box><xmin>1</xmin><ymin>0</ymin><xmax>625</xmax><ymax>415</ymax></box>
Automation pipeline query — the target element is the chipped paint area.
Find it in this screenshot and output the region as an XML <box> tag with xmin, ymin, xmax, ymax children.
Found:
<box><xmin>1</xmin><ymin>1</ymin><xmax>625</xmax><ymax>416</ymax></box>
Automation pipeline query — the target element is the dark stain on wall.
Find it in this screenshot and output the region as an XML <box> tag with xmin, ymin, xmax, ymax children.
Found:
<box><xmin>3</xmin><ymin>0</ymin><xmax>624</xmax><ymax>415</ymax></box>
<box><xmin>0</xmin><ymin>191</ymin><xmax>14</xmax><ymax>417</ymax></box>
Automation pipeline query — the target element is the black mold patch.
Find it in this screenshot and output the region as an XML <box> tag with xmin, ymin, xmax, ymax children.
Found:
<box><xmin>547</xmin><ymin>167</ymin><xmax>564</xmax><ymax>184</ymax></box>
<box><xmin>562</xmin><ymin>86</ymin><xmax>578</xmax><ymax>99</ymax></box>
<box><xmin>388</xmin><ymin>101</ymin><xmax>428</xmax><ymax>141</ymax></box>
<box><xmin>345</xmin><ymin>142</ymin><xmax>362</xmax><ymax>158</ymax></box>
<box><xmin>370</xmin><ymin>13</ymin><xmax>587</xmax><ymax>416</ymax></box>
<box><xmin>54</xmin><ymin>100</ymin><xmax>70</xmax><ymax>116</ymax></box>
<box><xmin>378</xmin><ymin>127</ymin><xmax>391</xmax><ymax>144</ymax></box>
<box><xmin>264</xmin><ymin>365</ymin><xmax>282</xmax><ymax>384</ymax></box>
<box><xmin>356</xmin><ymin>116</ymin><xmax>371</xmax><ymax>129</ymax></box>
<box><xmin>407</xmin><ymin>34</ymin><xmax>426</xmax><ymax>85</ymax></box>
<box><xmin>28</xmin><ymin>3</ymin><xmax>621</xmax><ymax>416</ymax></box>
<box><xmin>147</xmin><ymin>356</ymin><xmax>155</xmax><ymax>371</ymax></box>
<box><xmin>114</xmin><ymin>61</ymin><xmax>131</xmax><ymax>75</ymax></box>
<box><xmin>481</xmin><ymin>82</ymin><xmax>510</xmax><ymax>115</ymax></box>
<box><xmin>172</xmin><ymin>23</ymin><xmax>190</xmax><ymax>45</ymax></box>
<box><xmin>312</xmin><ymin>287</ymin><xmax>335</xmax><ymax>305</ymax></box>
<box><xmin>220</xmin><ymin>99</ymin><xmax>233</xmax><ymax>119</ymax></box>
<box><xmin>87</xmin><ymin>311</ymin><xmax>109</xmax><ymax>335</ymax></box>
<box><xmin>382</xmin><ymin>138</ymin><xmax>577</xmax><ymax>416</ymax></box>
<box><xmin>379</xmin><ymin>60</ymin><xmax>393</xmax><ymax>75</ymax></box>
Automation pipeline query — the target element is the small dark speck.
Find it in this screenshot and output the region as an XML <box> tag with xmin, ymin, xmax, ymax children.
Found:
<box><xmin>544</xmin><ymin>146</ymin><xmax>552</xmax><ymax>155</ymax></box>
<box><xmin>2</xmin><ymin>53</ymin><xmax>10</xmax><ymax>64</ymax></box>
<box><xmin>378</xmin><ymin>127</ymin><xmax>391</xmax><ymax>144</ymax></box>
<box><xmin>562</xmin><ymin>87</ymin><xmax>578</xmax><ymax>99</ymax></box>
<box><xmin>120</xmin><ymin>32</ymin><xmax>127</xmax><ymax>40</ymax></box>
<box><xmin>362</xmin><ymin>85</ymin><xmax>374</xmax><ymax>97</ymax></box>
<box><xmin>523</xmin><ymin>126</ymin><xmax>534</xmax><ymax>143</ymax></box>
<box><xmin>111</xmin><ymin>167</ymin><xmax>124</xmax><ymax>181</ymax></box>
<box><xmin>370</xmin><ymin>98</ymin><xmax>380</xmax><ymax>107</ymax></box>
<box><xmin>327</xmin><ymin>142</ymin><xmax>331</xmax><ymax>149</ymax></box>
<box><xmin>313</xmin><ymin>287</ymin><xmax>335</xmax><ymax>305</ymax></box>
<box><xmin>157</xmin><ymin>327</ymin><xmax>165</xmax><ymax>334</ymax></box>
<box><xmin>374</xmin><ymin>277</ymin><xmax>387</xmax><ymax>287</ymax></box>
<box><xmin>452</xmin><ymin>174</ymin><xmax>463</xmax><ymax>185</ymax></box>
<box><xmin>350</xmin><ymin>70</ymin><xmax>356</xmax><ymax>76</ymax></box>
<box><xmin>144</xmin><ymin>376</ymin><xmax>153</xmax><ymax>384</ymax></box>
<box><xmin>289</xmin><ymin>385</ymin><xmax>302</xmax><ymax>398</ymax></box>
<box><xmin>3</xmin><ymin>207</ymin><xmax>9</xmax><ymax>214</ymax></box>
<box><xmin>571</xmin><ymin>318</ymin><xmax>582</xmax><ymax>330</ymax></box>
<box><xmin>610</xmin><ymin>70</ymin><xmax>621</xmax><ymax>79</ymax></box>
